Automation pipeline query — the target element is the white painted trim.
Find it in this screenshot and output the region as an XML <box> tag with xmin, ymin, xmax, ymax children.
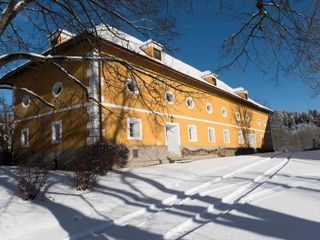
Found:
<box><xmin>237</xmin><ymin>131</ymin><xmax>244</xmax><ymax>144</ymax></box>
<box><xmin>21</xmin><ymin>128</ymin><xmax>29</xmax><ymax>148</ymax></box>
<box><xmin>223</xmin><ymin>129</ymin><xmax>230</xmax><ymax>144</ymax></box>
<box><xmin>164</xmin><ymin>122</ymin><xmax>181</xmax><ymax>146</ymax></box>
<box><xmin>208</xmin><ymin>127</ymin><xmax>216</xmax><ymax>143</ymax></box>
<box><xmin>101</xmin><ymin>102</ymin><xmax>268</xmax><ymax>133</ymax></box>
<box><xmin>188</xmin><ymin>124</ymin><xmax>198</xmax><ymax>142</ymax></box>
<box><xmin>127</xmin><ymin>118</ymin><xmax>142</xmax><ymax>140</ymax></box>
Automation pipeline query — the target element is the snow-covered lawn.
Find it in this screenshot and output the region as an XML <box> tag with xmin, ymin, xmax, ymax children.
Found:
<box><xmin>1</xmin><ymin>150</ymin><xmax>320</xmax><ymax>240</ymax></box>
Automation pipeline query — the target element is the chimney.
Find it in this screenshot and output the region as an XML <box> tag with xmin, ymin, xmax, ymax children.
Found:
<box><xmin>234</xmin><ymin>87</ymin><xmax>248</xmax><ymax>99</ymax></box>
<box><xmin>140</xmin><ymin>39</ymin><xmax>163</xmax><ymax>61</ymax></box>
<box><xmin>48</xmin><ymin>29</ymin><xmax>74</xmax><ymax>47</ymax></box>
<box><xmin>201</xmin><ymin>71</ymin><xmax>217</xmax><ymax>86</ymax></box>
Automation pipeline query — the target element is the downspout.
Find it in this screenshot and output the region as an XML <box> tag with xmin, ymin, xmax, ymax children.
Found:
<box><xmin>98</xmin><ymin>59</ymin><xmax>103</xmax><ymax>142</ymax></box>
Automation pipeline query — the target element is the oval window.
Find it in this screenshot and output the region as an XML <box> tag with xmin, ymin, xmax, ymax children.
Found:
<box><xmin>245</xmin><ymin>114</ymin><xmax>250</xmax><ymax>123</ymax></box>
<box><xmin>221</xmin><ymin>107</ymin><xmax>227</xmax><ymax>118</ymax></box>
<box><xmin>126</xmin><ymin>79</ymin><xmax>139</xmax><ymax>94</ymax></box>
<box><xmin>52</xmin><ymin>82</ymin><xmax>63</xmax><ymax>97</ymax></box>
<box><xmin>257</xmin><ymin>119</ymin><xmax>261</xmax><ymax>126</ymax></box>
<box><xmin>206</xmin><ymin>103</ymin><xmax>213</xmax><ymax>114</ymax></box>
<box><xmin>186</xmin><ymin>97</ymin><xmax>194</xmax><ymax>109</ymax></box>
<box><xmin>235</xmin><ymin>112</ymin><xmax>241</xmax><ymax>121</ymax></box>
<box><xmin>165</xmin><ymin>91</ymin><xmax>175</xmax><ymax>104</ymax></box>
<box><xmin>21</xmin><ymin>95</ymin><xmax>30</xmax><ymax>108</ymax></box>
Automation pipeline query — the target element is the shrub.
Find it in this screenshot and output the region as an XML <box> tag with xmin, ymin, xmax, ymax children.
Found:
<box><xmin>16</xmin><ymin>166</ymin><xmax>49</xmax><ymax>200</ymax></box>
<box><xmin>71</xmin><ymin>156</ymin><xmax>98</xmax><ymax>191</ymax></box>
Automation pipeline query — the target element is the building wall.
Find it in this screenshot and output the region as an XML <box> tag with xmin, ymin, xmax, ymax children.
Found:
<box><xmin>10</xmin><ymin>38</ymin><xmax>271</xmax><ymax>168</ymax></box>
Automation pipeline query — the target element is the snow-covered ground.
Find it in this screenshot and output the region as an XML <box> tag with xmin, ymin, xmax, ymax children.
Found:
<box><xmin>1</xmin><ymin>150</ymin><xmax>320</xmax><ymax>240</ymax></box>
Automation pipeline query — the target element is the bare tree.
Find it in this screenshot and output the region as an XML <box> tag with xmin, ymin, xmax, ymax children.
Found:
<box><xmin>233</xmin><ymin>104</ymin><xmax>253</xmax><ymax>148</ymax></box>
<box><xmin>219</xmin><ymin>0</ymin><xmax>320</xmax><ymax>95</ymax></box>
<box><xmin>0</xmin><ymin>96</ymin><xmax>13</xmax><ymax>164</ymax></box>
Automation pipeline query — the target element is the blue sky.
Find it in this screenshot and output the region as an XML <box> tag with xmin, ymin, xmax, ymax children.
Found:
<box><xmin>169</xmin><ymin>2</ymin><xmax>320</xmax><ymax>112</ymax></box>
<box><xmin>1</xmin><ymin>2</ymin><xmax>319</xmax><ymax>112</ymax></box>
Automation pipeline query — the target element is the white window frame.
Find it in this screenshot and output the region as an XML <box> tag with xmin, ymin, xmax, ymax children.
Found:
<box><xmin>21</xmin><ymin>95</ymin><xmax>30</xmax><ymax>108</ymax></box>
<box><xmin>127</xmin><ymin>118</ymin><xmax>142</xmax><ymax>140</ymax></box>
<box><xmin>125</xmin><ymin>78</ymin><xmax>139</xmax><ymax>95</ymax></box>
<box><xmin>237</xmin><ymin>131</ymin><xmax>244</xmax><ymax>144</ymax></box>
<box><xmin>235</xmin><ymin>112</ymin><xmax>241</xmax><ymax>121</ymax></box>
<box><xmin>164</xmin><ymin>122</ymin><xmax>181</xmax><ymax>146</ymax></box>
<box><xmin>223</xmin><ymin>129</ymin><xmax>230</xmax><ymax>144</ymax></box>
<box><xmin>208</xmin><ymin>127</ymin><xmax>216</xmax><ymax>143</ymax></box>
<box><xmin>246</xmin><ymin>133</ymin><xmax>256</xmax><ymax>147</ymax></box>
<box><xmin>185</xmin><ymin>97</ymin><xmax>194</xmax><ymax>109</ymax></box>
<box><xmin>206</xmin><ymin>103</ymin><xmax>213</xmax><ymax>114</ymax></box>
<box><xmin>21</xmin><ymin>128</ymin><xmax>29</xmax><ymax>148</ymax></box>
<box><xmin>51</xmin><ymin>120</ymin><xmax>62</xmax><ymax>144</ymax></box>
<box><xmin>257</xmin><ymin>118</ymin><xmax>261</xmax><ymax>126</ymax></box>
<box><xmin>221</xmin><ymin>107</ymin><xmax>228</xmax><ymax>118</ymax></box>
<box><xmin>188</xmin><ymin>125</ymin><xmax>198</xmax><ymax>142</ymax></box>
<box><xmin>165</xmin><ymin>91</ymin><xmax>175</xmax><ymax>105</ymax></box>
<box><xmin>52</xmin><ymin>82</ymin><xmax>64</xmax><ymax>97</ymax></box>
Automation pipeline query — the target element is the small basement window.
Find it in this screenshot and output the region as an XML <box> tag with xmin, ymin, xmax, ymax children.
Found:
<box><xmin>186</xmin><ymin>97</ymin><xmax>194</xmax><ymax>109</ymax></box>
<box><xmin>22</xmin><ymin>95</ymin><xmax>30</xmax><ymax>108</ymax></box>
<box><xmin>153</xmin><ymin>48</ymin><xmax>162</xmax><ymax>60</ymax></box>
<box><xmin>127</xmin><ymin>118</ymin><xmax>142</xmax><ymax>140</ymax></box>
<box><xmin>52</xmin><ymin>82</ymin><xmax>63</xmax><ymax>97</ymax></box>
<box><xmin>51</xmin><ymin>120</ymin><xmax>62</xmax><ymax>144</ymax></box>
<box><xmin>126</xmin><ymin>79</ymin><xmax>139</xmax><ymax>94</ymax></box>
<box><xmin>188</xmin><ymin>125</ymin><xmax>197</xmax><ymax>142</ymax></box>
<box><xmin>165</xmin><ymin>91</ymin><xmax>175</xmax><ymax>104</ymax></box>
<box><xmin>21</xmin><ymin>128</ymin><xmax>29</xmax><ymax>147</ymax></box>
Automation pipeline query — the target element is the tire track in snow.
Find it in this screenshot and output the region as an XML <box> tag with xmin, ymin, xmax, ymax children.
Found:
<box><xmin>165</xmin><ymin>152</ymin><xmax>296</xmax><ymax>240</ymax></box>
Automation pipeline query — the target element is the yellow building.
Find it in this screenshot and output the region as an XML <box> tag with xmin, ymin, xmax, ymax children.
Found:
<box><xmin>2</xmin><ymin>26</ymin><xmax>272</xmax><ymax>168</ymax></box>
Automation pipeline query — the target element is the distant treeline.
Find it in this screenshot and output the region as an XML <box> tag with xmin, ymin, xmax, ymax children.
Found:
<box><xmin>269</xmin><ymin>110</ymin><xmax>320</xmax><ymax>151</ymax></box>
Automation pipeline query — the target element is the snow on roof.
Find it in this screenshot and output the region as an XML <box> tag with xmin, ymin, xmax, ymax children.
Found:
<box><xmin>96</xmin><ymin>25</ymin><xmax>271</xmax><ymax>111</ymax></box>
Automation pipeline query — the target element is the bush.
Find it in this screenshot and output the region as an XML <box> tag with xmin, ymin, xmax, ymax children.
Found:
<box><xmin>71</xmin><ymin>141</ymin><xmax>128</xmax><ymax>190</ymax></box>
<box><xmin>16</xmin><ymin>166</ymin><xmax>49</xmax><ymax>200</ymax></box>
<box><xmin>71</xmin><ymin>156</ymin><xmax>98</xmax><ymax>191</ymax></box>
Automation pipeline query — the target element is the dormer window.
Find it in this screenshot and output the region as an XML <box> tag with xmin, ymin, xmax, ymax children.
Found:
<box><xmin>153</xmin><ymin>48</ymin><xmax>162</xmax><ymax>60</ymax></box>
<box><xmin>234</xmin><ymin>87</ymin><xmax>249</xmax><ymax>99</ymax></box>
<box><xmin>140</xmin><ymin>39</ymin><xmax>163</xmax><ymax>61</ymax></box>
<box><xmin>201</xmin><ymin>71</ymin><xmax>217</xmax><ymax>86</ymax></box>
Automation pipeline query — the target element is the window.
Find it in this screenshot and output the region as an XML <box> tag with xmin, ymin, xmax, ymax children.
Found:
<box><xmin>52</xmin><ymin>82</ymin><xmax>63</xmax><ymax>97</ymax></box>
<box><xmin>51</xmin><ymin>120</ymin><xmax>62</xmax><ymax>144</ymax></box>
<box><xmin>257</xmin><ymin>119</ymin><xmax>261</xmax><ymax>126</ymax></box>
<box><xmin>127</xmin><ymin>118</ymin><xmax>142</xmax><ymax>140</ymax></box>
<box><xmin>153</xmin><ymin>48</ymin><xmax>162</xmax><ymax>60</ymax></box>
<box><xmin>221</xmin><ymin>107</ymin><xmax>227</xmax><ymax>118</ymax></box>
<box><xmin>246</xmin><ymin>134</ymin><xmax>256</xmax><ymax>147</ymax></box>
<box><xmin>126</xmin><ymin>79</ymin><xmax>139</xmax><ymax>94</ymax></box>
<box><xmin>223</xmin><ymin>129</ymin><xmax>230</xmax><ymax>144</ymax></box>
<box><xmin>188</xmin><ymin>125</ymin><xmax>197</xmax><ymax>142</ymax></box>
<box><xmin>208</xmin><ymin>127</ymin><xmax>216</xmax><ymax>143</ymax></box>
<box><xmin>186</xmin><ymin>97</ymin><xmax>194</xmax><ymax>109</ymax></box>
<box><xmin>245</xmin><ymin>114</ymin><xmax>250</xmax><ymax>123</ymax></box>
<box><xmin>206</xmin><ymin>103</ymin><xmax>213</xmax><ymax>114</ymax></box>
<box><xmin>238</xmin><ymin>131</ymin><xmax>244</xmax><ymax>144</ymax></box>
<box><xmin>22</xmin><ymin>95</ymin><xmax>30</xmax><ymax>108</ymax></box>
<box><xmin>165</xmin><ymin>91</ymin><xmax>175</xmax><ymax>104</ymax></box>
<box><xmin>21</xmin><ymin>128</ymin><xmax>29</xmax><ymax>147</ymax></box>
<box><xmin>235</xmin><ymin>112</ymin><xmax>241</xmax><ymax>121</ymax></box>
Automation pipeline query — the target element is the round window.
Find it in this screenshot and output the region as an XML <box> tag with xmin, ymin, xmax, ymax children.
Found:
<box><xmin>21</xmin><ymin>95</ymin><xmax>30</xmax><ymax>108</ymax></box>
<box><xmin>245</xmin><ymin>114</ymin><xmax>250</xmax><ymax>123</ymax></box>
<box><xmin>165</xmin><ymin>91</ymin><xmax>175</xmax><ymax>104</ymax></box>
<box><xmin>257</xmin><ymin>119</ymin><xmax>261</xmax><ymax>126</ymax></box>
<box><xmin>186</xmin><ymin>97</ymin><xmax>194</xmax><ymax>109</ymax></box>
<box><xmin>221</xmin><ymin>107</ymin><xmax>227</xmax><ymax>117</ymax></box>
<box><xmin>126</xmin><ymin>79</ymin><xmax>139</xmax><ymax>94</ymax></box>
<box><xmin>52</xmin><ymin>82</ymin><xmax>63</xmax><ymax>97</ymax></box>
<box><xmin>206</xmin><ymin>103</ymin><xmax>213</xmax><ymax>114</ymax></box>
<box><xmin>235</xmin><ymin>112</ymin><xmax>241</xmax><ymax>121</ymax></box>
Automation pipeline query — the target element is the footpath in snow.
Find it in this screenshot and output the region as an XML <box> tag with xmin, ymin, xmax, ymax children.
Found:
<box><xmin>1</xmin><ymin>150</ymin><xmax>320</xmax><ymax>240</ymax></box>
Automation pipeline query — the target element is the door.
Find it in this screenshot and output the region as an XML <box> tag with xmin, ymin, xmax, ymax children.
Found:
<box><xmin>165</xmin><ymin>123</ymin><xmax>181</xmax><ymax>155</ymax></box>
